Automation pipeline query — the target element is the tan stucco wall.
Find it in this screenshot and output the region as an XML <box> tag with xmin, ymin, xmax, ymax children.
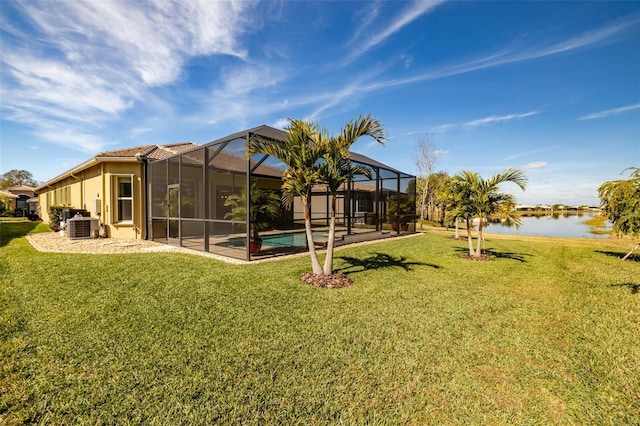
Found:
<box><xmin>38</xmin><ymin>161</ymin><xmax>145</xmax><ymax>240</ymax></box>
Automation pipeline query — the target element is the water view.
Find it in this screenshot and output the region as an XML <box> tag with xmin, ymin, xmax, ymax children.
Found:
<box><xmin>484</xmin><ymin>213</ymin><xmax>612</xmax><ymax>239</ymax></box>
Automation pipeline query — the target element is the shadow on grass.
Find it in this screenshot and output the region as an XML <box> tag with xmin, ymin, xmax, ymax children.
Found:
<box><xmin>453</xmin><ymin>247</ymin><xmax>530</xmax><ymax>262</ymax></box>
<box><xmin>335</xmin><ymin>252</ymin><xmax>439</xmax><ymax>275</ymax></box>
<box><xmin>609</xmin><ymin>283</ymin><xmax>640</xmax><ymax>294</ymax></box>
<box><xmin>0</xmin><ymin>221</ymin><xmax>41</xmax><ymax>248</ymax></box>
<box><xmin>595</xmin><ymin>250</ymin><xmax>640</xmax><ymax>262</ymax></box>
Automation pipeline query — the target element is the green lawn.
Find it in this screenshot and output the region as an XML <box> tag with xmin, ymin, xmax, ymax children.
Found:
<box><xmin>1</xmin><ymin>221</ymin><xmax>639</xmax><ymax>424</ymax></box>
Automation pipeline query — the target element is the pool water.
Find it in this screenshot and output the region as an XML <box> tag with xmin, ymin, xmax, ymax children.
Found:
<box><xmin>226</xmin><ymin>231</ymin><xmax>326</xmax><ymax>248</ymax></box>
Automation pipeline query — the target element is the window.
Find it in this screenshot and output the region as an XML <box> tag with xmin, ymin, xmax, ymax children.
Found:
<box><xmin>60</xmin><ymin>186</ymin><xmax>71</xmax><ymax>205</ymax></box>
<box><xmin>116</xmin><ymin>176</ymin><xmax>133</xmax><ymax>223</ymax></box>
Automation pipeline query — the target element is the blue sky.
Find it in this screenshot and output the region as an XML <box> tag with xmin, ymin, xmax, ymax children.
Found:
<box><xmin>1</xmin><ymin>0</ymin><xmax>638</xmax><ymax>205</ymax></box>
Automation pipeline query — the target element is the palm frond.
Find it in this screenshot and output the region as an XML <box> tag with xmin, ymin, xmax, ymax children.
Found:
<box><xmin>337</xmin><ymin>114</ymin><xmax>386</xmax><ymax>151</ymax></box>
<box><xmin>492</xmin><ymin>167</ymin><xmax>528</xmax><ymax>191</ymax></box>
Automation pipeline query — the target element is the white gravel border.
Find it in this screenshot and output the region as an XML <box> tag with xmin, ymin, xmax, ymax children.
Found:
<box><xmin>26</xmin><ymin>231</ymin><xmax>422</xmax><ymax>265</ymax></box>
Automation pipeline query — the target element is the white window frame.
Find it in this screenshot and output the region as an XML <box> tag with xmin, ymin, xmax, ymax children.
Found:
<box><xmin>114</xmin><ymin>175</ymin><xmax>134</xmax><ymax>224</ymax></box>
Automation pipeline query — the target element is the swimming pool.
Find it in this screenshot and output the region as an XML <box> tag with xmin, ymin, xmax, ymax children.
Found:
<box><xmin>226</xmin><ymin>231</ymin><xmax>326</xmax><ymax>248</ymax></box>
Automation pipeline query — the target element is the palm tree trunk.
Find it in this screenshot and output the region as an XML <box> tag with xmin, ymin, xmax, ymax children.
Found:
<box><xmin>466</xmin><ymin>218</ymin><xmax>476</xmax><ymax>257</ymax></box>
<box><xmin>475</xmin><ymin>217</ymin><xmax>483</xmax><ymax>257</ymax></box>
<box><xmin>454</xmin><ymin>218</ymin><xmax>460</xmax><ymax>239</ymax></box>
<box><xmin>303</xmin><ymin>197</ymin><xmax>323</xmax><ymax>275</ymax></box>
<box><xmin>323</xmin><ymin>196</ymin><xmax>336</xmax><ymax>275</ymax></box>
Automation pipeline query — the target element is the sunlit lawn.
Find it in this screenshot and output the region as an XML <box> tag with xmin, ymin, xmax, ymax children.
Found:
<box><xmin>1</xmin><ymin>221</ymin><xmax>638</xmax><ymax>424</ymax></box>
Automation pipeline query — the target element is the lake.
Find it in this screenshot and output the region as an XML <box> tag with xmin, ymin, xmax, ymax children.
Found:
<box><xmin>483</xmin><ymin>213</ymin><xmax>612</xmax><ymax>239</ymax></box>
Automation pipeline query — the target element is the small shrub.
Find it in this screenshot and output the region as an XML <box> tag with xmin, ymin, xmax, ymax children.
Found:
<box><xmin>48</xmin><ymin>205</ymin><xmax>68</xmax><ymax>231</ymax></box>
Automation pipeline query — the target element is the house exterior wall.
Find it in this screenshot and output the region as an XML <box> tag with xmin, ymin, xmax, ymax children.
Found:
<box><xmin>38</xmin><ymin>161</ymin><xmax>145</xmax><ymax>239</ymax></box>
<box><xmin>38</xmin><ymin>175</ymin><xmax>83</xmax><ymax>220</ymax></box>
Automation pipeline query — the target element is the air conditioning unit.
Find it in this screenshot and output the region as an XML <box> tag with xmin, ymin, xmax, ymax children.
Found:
<box><xmin>67</xmin><ymin>217</ymin><xmax>99</xmax><ymax>240</ymax></box>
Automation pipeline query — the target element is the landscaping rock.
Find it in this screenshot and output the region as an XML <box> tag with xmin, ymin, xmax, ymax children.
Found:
<box><xmin>300</xmin><ymin>272</ymin><xmax>354</xmax><ymax>288</ymax></box>
<box><xmin>460</xmin><ymin>254</ymin><xmax>494</xmax><ymax>261</ymax></box>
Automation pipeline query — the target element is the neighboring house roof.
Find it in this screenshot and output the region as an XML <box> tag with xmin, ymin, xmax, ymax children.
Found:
<box><xmin>36</xmin><ymin>142</ymin><xmax>199</xmax><ymax>191</ymax></box>
<box><xmin>0</xmin><ymin>190</ymin><xmax>19</xmax><ymax>199</ymax></box>
<box><xmin>7</xmin><ymin>185</ymin><xmax>36</xmax><ymax>193</ymax></box>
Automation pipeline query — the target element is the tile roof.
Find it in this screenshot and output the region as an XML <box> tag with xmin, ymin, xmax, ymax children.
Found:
<box><xmin>0</xmin><ymin>190</ymin><xmax>19</xmax><ymax>199</ymax></box>
<box><xmin>95</xmin><ymin>144</ymin><xmax>157</xmax><ymax>158</ymax></box>
<box><xmin>7</xmin><ymin>185</ymin><xmax>36</xmax><ymax>192</ymax></box>
<box><xmin>35</xmin><ymin>142</ymin><xmax>200</xmax><ymax>191</ymax></box>
<box><xmin>95</xmin><ymin>142</ymin><xmax>199</xmax><ymax>160</ymax></box>
<box><xmin>147</xmin><ymin>142</ymin><xmax>200</xmax><ymax>160</ymax></box>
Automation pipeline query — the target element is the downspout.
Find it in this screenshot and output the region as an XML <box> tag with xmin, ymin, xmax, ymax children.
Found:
<box><xmin>101</xmin><ymin>163</ymin><xmax>106</xmax><ymax>229</ymax></box>
<box><xmin>135</xmin><ymin>153</ymin><xmax>148</xmax><ymax>240</ymax></box>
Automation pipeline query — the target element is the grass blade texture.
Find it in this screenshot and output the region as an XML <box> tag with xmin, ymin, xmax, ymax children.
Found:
<box><xmin>1</xmin><ymin>221</ymin><xmax>639</xmax><ymax>424</ymax></box>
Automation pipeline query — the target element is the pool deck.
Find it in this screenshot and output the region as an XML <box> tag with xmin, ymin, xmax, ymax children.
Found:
<box><xmin>28</xmin><ymin>228</ymin><xmax>419</xmax><ymax>264</ymax></box>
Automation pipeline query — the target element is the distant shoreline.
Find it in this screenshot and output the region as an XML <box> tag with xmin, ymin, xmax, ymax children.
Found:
<box><xmin>513</xmin><ymin>210</ymin><xmax>601</xmax><ymax>216</ymax></box>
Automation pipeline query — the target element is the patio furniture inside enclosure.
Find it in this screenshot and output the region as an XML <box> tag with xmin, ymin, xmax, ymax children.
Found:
<box><xmin>148</xmin><ymin>125</ymin><xmax>415</xmax><ymax>261</ymax></box>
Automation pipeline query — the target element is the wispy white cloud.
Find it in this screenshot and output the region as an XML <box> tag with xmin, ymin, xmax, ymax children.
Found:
<box><xmin>431</xmin><ymin>111</ymin><xmax>539</xmax><ymax>132</ymax></box>
<box><xmin>272</xmin><ymin>118</ymin><xmax>290</xmax><ymax>130</ymax></box>
<box><xmin>37</xmin><ymin>128</ymin><xmax>115</xmax><ymax>154</ymax></box>
<box><xmin>356</xmin><ymin>12</ymin><xmax>640</xmax><ymax>93</ymax></box>
<box><xmin>130</xmin><ymin>127</ymin><xmax>153</xmax><ymax>138</ymax></box>
<box><xmin>203</xmin><ymin>10</ymin><xmax>637</xmax><ymax>135</ymax></box>
<box><xmin>348</xmin><ymin>1</ymin><xmax>382</xmax><ymax>46</ymax></box>
<box><xmin>24</xmin><ymin>0</ymin><xmax>252</xmax><ymax>85</ymax></box>
<box><xmin>3</xmin><ymin>53</ymin><xmax>135</xmax><ymax>118</ymax></box>
<box><xmin>577</xmin><ymin>103</ymin><xmax>640</xmax><ymax>121</ymax></box>
<box><xmin>522</xmin><ymin>161</ymin><xmax>547</xmax><ymax>169</ymax></box>
<box><xmin>201</xmin><ymin>63</ymin><xmax>290</xmax><ymax>126</ymax></box>
<box><xmin>213</xmin><ymin>64</ymin><xmax>286</xmax><ymax>98</ymax></box>
<box><xmin>464</xmin><ymin>112</ymin><xmax>539</xmax><ymax>127</ymax></box>
<box><xmin>401</xmin><ymin>54</ymin><xmax>414</xmax><ymax>69</ymax></box>
<box><xmin>517</xmin><ymin>179</ymin><xmax>603</xmax><ymax>206</ymax></box>
<box><xmin>296</xmin><ymin>60</ymin><xmax>400</xmax><ymax>121</ymax></box>
<box><xmin>304</xmin><ymin>13</ymin><xmax>638</xmax><ymax>122</ymax></box>
<box><xmin>307</xmin><ymin>84</ymin><xmax>362</xmax><ymax>120</ymax></box>
<box><xmin>0</xmin><ymin>0</ymin><xmax>256</xmax><ymax>152</ymax></box>
<box><xmin>504</xmin><ymin>146</ymin><xmax>558</xmax><ymax>161</ymax></box>
<box><xmin>344</xmin><ymin>0</ymin><xmax>446</xmax><ymax>65</ymax></box>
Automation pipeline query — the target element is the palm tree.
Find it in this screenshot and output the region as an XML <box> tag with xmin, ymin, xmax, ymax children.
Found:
<box><xmin>443</xmin><ymin>177</ymin><xmax>477</xmax><ymax>254</ymax></box>
<box><xmin>598</xmin><ymin>167</ymin><xmax>640</xmax><ymax>237</ymax></box>
<box><xmin>319</xmin><ymin>114</ymin><xmax>386</xmax><ymax>275</ymax></box>
<box><xmin>248</xmin><ymin>119</ymin><xmax>326</xmax><ymax>274</ymax></box>
<box><xmin>452</xmin><ymin>168</ymin><xmax>528</xmax><ymax>258</ymax></box>
<box><xmin>224</xmin><ymin>182</ymin><xmax>281</xmax><ymax>252</ymax></box>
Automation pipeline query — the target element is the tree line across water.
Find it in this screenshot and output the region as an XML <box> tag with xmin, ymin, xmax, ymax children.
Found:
<box><xmin>415</xmin><ymin>166</ymin><xmax>638</xmax><ymax>238</ymax></box>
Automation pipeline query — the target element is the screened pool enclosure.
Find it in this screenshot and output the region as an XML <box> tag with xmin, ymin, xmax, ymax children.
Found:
<box><xmin>148</xmin><ymin>125</ymin><xmax>416</xmax><ymax>261</ymax></box>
